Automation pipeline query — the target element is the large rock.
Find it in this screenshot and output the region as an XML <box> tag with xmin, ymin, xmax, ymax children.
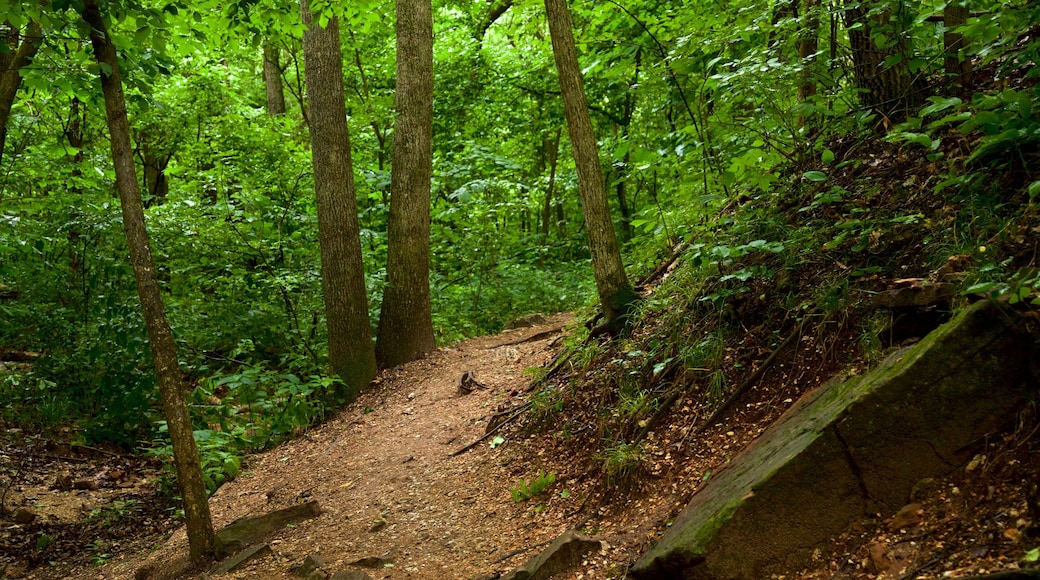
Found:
<box><xmin>631</xmin><ymin>301</ymin><xmax>1037</xmax><ymax>579</ymax></box>
<box><xmin>502</xmin><ymin>529</ymin><xmax>601</xmax><ymax>580</ymax></box>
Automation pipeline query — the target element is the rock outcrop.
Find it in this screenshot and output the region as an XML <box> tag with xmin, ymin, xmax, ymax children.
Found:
<box><xmin>631</xmin><ymin>301</ymin><xmax>1038</xmax><ymax>579</ymax></box>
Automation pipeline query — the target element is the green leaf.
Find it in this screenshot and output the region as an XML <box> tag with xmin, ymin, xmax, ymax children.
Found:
<box><xmin>821</xmin><ymin>149</ymin><xmax>835</xmax><ymax>164</ymax></box>
<box><xmin>803</xmin><ymin>170</ymin><xmax>827</xmax><ymax>182</ymax></box>
<box><xmin>964</xmin><ymin>282</ymin><xmax>1001</xmax><ymax>295</ymax></box>
<box><xmin>1028</xmin><ymin>180</ymin><xmax>1040</xmax><ymax>200</ymax></box>
<box><xmin>489</xmin><ymin>435</ymin><xmax>505</xmax><ymax>449</ymax></box>
<box><xmin>920</xmin><ymin>96</ymin><xmax>962</xmax><ymax>117</ymax></box>
<box><xmin>1022</xmin><ymin>547</ymin><xmax>1039</xmax><ymax>563</ymax></box>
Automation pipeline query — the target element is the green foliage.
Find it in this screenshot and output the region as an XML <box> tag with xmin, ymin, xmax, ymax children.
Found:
<box><xmin>965</xmin><ymin>266</ymin><xmax>1040</xmax><ymax>306</ymax></box>
<box><xmin>510</xmin><ymin>470</ymin><xmax>556</xmax><ymax>502</ymax></box>
<box><xmin>1</xmin><ymin>0</ymin><xmax>1037</xmax><ymax>509</ymax></box>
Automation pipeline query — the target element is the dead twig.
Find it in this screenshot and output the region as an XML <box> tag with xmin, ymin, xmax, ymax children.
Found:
<box><xmin>491</xmin><ymin>537</ymin><xmax>555</xmax><ymax>564</ymax></box>
<box><xmin>637</xmin><ymin>241</ymin><xmax>688</xmax><ymax>287</ymax></box>
<box><xmin>450</xmin><ymin>402</ymin><xmax>532</xmax><ymax>457</ymax></box>
<box><xmin>492</xmin><ymin>326</ymin><xmax>565</xmax><ymax>348</ymax></box>
<box><xmin>695</xmin><ymin>318</ymin><xmax>808</xmax><ymax>435</ymax></box>
<box><xmin>526</xmin><ymin>347</ymin><xmax>575</xmax><ymax>392</ymax></box>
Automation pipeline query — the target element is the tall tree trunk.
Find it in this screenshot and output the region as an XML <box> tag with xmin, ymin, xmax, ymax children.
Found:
<box><xmin>797</xmin><ymin>0</ymin><xmax>820</xmax><ymax>104</ymax></box>
<box><xmin>541</xmin><ymin>127</ymin><xmax>562</xmax><ymax>239</ymax></box>
<box><xmin>79</xmin><ymin>0</ymin><xmax>215</xmax><ymax>566</ymax></box>
<box><xmin>263</xmin><ymin>40</ymin><xmax>287</xmax><ymax>115</ymax></box>
<box><xmin>300</xmin><ymin>0</ymin><xmax>377</xmax><ymax>399</ymax></box>
<box><xmin>943</xmin><ymin>2</ymin><xmax>972</xmax><ymax>96</ymax></box>
<box><xmin>0</xmin><ymin>21</ymin><xmax>41</xmax><ymax>168</ymax></box>
<box><xmin>843</xmin><ymin>0</ymin><xmax>926</xmax><ymax>125</ymax></box>
<box><xmin>544</xmin><ymin>0</ymin><xmax>635</xmax><ymax>328</ymax></box>
<box><xmin>375</xmin><ymin>0</ymin><xmax>436</xmax><ymax>369</ymax></box>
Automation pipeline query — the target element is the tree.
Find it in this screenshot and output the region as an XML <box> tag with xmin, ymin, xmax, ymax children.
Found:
<box><xmin>263</xmin><ymin>40</ymin><xmax>287</xmax><ymax>115</ymax></box>
<box><xmin>0</xmin><ymin>20</ymin><xmax>41</xmax><ymax>167</ymax></box>
<box><xmin>843</xmin><ymin>0</ymin><xmax>926</xmax><ymax>125</ymax></box>
<box><xmin>300</xmin><ymin>0</ymin><xmax>377</xmax><ymax>398</ymax></box>
<box><xmin>544</xmin><ymin>0</ymin><xmax>635</xmax><ymax>330</ymax></box>
<box><xmin>943</xmin><ymin>2</ymin><xmax>972</xmax><ymax>96</ymax></box>
<box><xmin>375</xmin><ymin>0</ymin><xmax>436</xmax><ymax>369</ymax></box>
<box><xmin>79</xmin><ymin>0</ymin><xmax>215</xmax><ymax>565</ymax></box>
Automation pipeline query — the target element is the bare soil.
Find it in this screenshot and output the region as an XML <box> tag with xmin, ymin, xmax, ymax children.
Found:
<box><xmin>5</xmin><ymin>309</ymin><xmax>1039</xmax><ymax>580</ymax></box>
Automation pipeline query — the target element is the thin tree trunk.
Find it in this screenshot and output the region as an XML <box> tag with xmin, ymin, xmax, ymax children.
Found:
<box><xmin>300</xmin><ymin>0</ymin><xmax>377</xmax><ymax>399</ymax></box>
<box><xmin>797</xmin><ymin>0</ymin><xmax>820</xmax><ymax>106</ymax></box>
<box><xmin>943</xmin><ymin>2</ymin><xmax>971</xmax><ymax>96</ymax></box>
<box><xmin>263</xmin><ymin>40</ymin><xmax>287</xmax><ymax>115</ymax></box>
<box><xmin>79</xmin><ymin>0</ymin><xmax>215</xmax><ymax>566</ymax></box>
<box><xmin>541</xmin><ymin>127</ymin><xmax>562</xmax><ymax>239</ymax></box>
<box><xmin>375</xmin><ymin>0</ymin><xmax>436</xmax><ymax>369</ymax></box>
<box><xmin>544</xmin><ymin>0</ymin><xmax>635</xmax><ymax>327</ymax></box>
<box><xmin>0</xmin><ymin>21</ymin><xmax>41</xmax><ymax>168</ymax></box>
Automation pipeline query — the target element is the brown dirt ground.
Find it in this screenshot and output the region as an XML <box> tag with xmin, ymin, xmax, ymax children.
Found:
<box><xmin>8</xmin><ymin>307</ymin><xmax>1040</xmax><ymax>580</ymax></box>
<box><xmin>95</xmin><ymin>313</ymin><xmax>604</xmax><ymax>579</ymax></box>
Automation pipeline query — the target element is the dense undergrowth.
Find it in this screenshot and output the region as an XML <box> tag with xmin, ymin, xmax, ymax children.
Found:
<box><xmin>525</xmin><ymin>63</ymin><xmax>1040</xmax><ymax>494</ymax></box>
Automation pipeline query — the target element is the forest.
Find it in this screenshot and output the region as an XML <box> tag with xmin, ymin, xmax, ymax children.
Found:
<box><xmin>1</xmin><ymin>0</ymin><xmax>1040</xmax><ymax>576</ymax></box>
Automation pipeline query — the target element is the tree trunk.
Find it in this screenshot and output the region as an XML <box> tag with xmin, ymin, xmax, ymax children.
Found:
<box><xmin>263</xmin><ymin>40</ymin><xmax>287</xmax><ymax>115</ymax></box>
<box><xmin>943</xmin><ymin>2</ymin><xmax>972</xmax><ymax>96</ymax></box>
<box><xmin>142</xmin><ymin>144</ymin><xmax>170</xmax><ymax>207</ymax></box>
<box><xmin>541</xmin><ymin>127</ymin><xmax>562</xmax><ymax>239</ymax></box>
<box><xmin>797</xmin><ymin>0</ymin><xmax>819</xmax><ymax>103</ymax></box>
<box><xmin>843</xmin><ymin>0</ymin><xmax>926</xmax><ymax>125</ymax></box>
<box><xmin>375</xmin><ymin>0</ymin><xmax>436</xmax><ymax>369</ymax></box>
<box><xmin>79</xmin><ymin>0</ymin><xmax>215</xmax><ymax>566</ymax></box>
<box><xmin>544</xmin><ymin>0</ymin><xmax>635</xmax><ymax>326</ymax></box>
<box><xmin>300</xmin><ymin>0</ymin><xmax>377</xmax><ymax>399</ymax></box>
<box><xmin>0</xmin><ymin>21</ymin><xmax>41</xmax><ymax>168</ymax></box>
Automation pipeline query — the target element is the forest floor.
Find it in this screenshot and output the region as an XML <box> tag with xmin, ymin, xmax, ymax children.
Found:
<box><xmin>4</xmin><ymin>306</ymin><xmax>1038</xmax><ymax>579</ymax></box>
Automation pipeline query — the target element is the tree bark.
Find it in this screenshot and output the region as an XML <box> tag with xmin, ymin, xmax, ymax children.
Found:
<box><xmin>300</xmin><ymin>0</ymin><xmax>377</xmax><ymax>399</ymax></box>
<box><xmin>541</xmin><ymin>127</ymin><xmax>562</xmax><ymax>239</ymax></box>
<box><xmin>0</xmin><ymin>21</ymin><xmax>41</xmax><ymax>168</ymax></box>
<box><xmin>544</xmin><ymin>0</ymin><xmax>635</xmax><ymax>325</ymax></box>
<box><xmin>375</xmin><ymin>0</ymin><xmax>436</xmax><ymax>369</ymax></box>
<box><xmin>141</xmin><ymin>144</ymin><xmax>170</xmax><ymax>207</ymax></box>
<box><xmin>263</xmin><ymin>40</ymin><xmax>286</xmax><ymax>115</ymax></box>
<box><xmin>797</xmin><ymin>0</ymin><xmax>819</xmax><ymax>103</ymax></box>
<box><xmin>843</xmin><ymin>0</ymin><xmax>926</xmax><ymax>125</ymax></box>
<box><xmin>79</xmin><ymin>0</ymin><xmax>215</xmax><ymax>566</ymax></box>
<box><xmin>943</xmin><ymin>2</ymin><xmax>972</xmax><ymax>96</ymax></box>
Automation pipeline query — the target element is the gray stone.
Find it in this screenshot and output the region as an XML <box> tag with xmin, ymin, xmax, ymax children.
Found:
<box><xmin>210</xmin><ymin>543</ymin><xmax>272</xmax><ymax>575</ymax></box>
<box><xmin>291</xmin><ymin>554</ymin><xmax>330</xmax><ymax>577</ymax></box>
<box><xmin>214</xmin><ymin>500</ymin><xmax>322</xmax><ymax>557</ymax></box>
<box><xmin>502</xmin><ymin>529</ymin><xmax>600</xmax><ymax>580</ymax></box>
<box><xmin>630</xmin><ymin>301</ymin><xmax>1038</xmax><ymax>579</ymax></box>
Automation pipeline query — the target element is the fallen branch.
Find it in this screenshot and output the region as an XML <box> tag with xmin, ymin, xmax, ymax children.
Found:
<box><xmin>492</xmin><ymin>326</ymin><xmax>565</xmax><ymax>348</ymax></box>
<box><xmin>525</xmin><ymin>347</ymin><xmax>575</xmax><ymax>392</ymax></box>
<box><xmin>450</xmin><ymin>402</ymin><xmax>532</xmax><ymax>457</ymax></box>
<box><xmin>491</xmin><ymin>537</ymin><xmax>555</xmax><ymax>564</ymax></box>
<box><xmin>637</xmin><ymin>241</ymin><xmax>688</xmax><ymax>287</ymax></box>
<box><xmin>695</xmin><ymin>318</ymin><xmax>807</xmax><ymax>435</ymax></box>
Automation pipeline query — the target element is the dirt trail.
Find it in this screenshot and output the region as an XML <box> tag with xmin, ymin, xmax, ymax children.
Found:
<box><xmin>101</xmin><ymin>313</ymin><xmax>594</xmax><ymax>579</ymax></box>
